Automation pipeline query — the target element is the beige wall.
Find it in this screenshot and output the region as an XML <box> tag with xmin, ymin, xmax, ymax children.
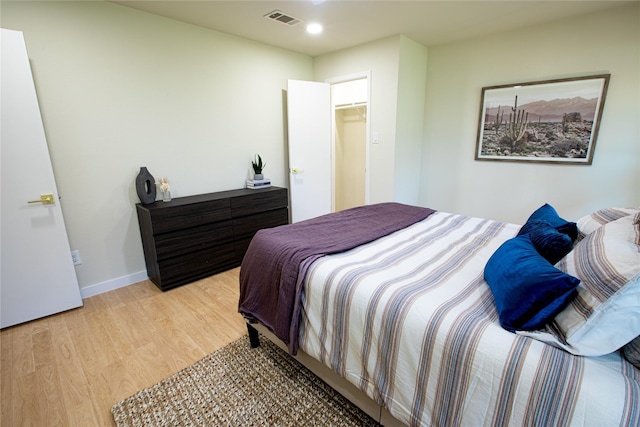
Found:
<box><xmin>1</xmin><ymin>1</ymin><xmax>313</xmax><ymax>293</ymax></box>
<box><xmin>394</xmin><ymin>36</ymin><xmax>428</xmax><ymax>205</ymax></box>
<box><xmin>420</xmin><ymin>3</ymin><xmax>640</xmax><ymax>224</ymax></box>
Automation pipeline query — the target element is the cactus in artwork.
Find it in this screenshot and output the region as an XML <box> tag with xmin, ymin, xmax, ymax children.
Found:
<box><xmin>506</xmin><ymin>95</ymin><xmax>528</xmax><ymax>149</ymax></box>
<box><xmin>493</xmin><ymin>105</ymin><xmax>504</xmax><ymax>135</ymax></box>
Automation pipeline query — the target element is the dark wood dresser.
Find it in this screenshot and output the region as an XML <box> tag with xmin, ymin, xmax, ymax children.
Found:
<box><xmin>136</xmin><ymin>186</ymin><xmax>288</xmax><ymax>291</ymax></box>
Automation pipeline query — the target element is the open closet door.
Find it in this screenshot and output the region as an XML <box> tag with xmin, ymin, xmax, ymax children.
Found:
<box><xmin>286</xmin><ymin>80</ymin><xmax>332</xmax><ymax>223</ymax></box>
<box><xmin>1</xmin><ymin>29</ymin><xmax>83</xmax><ymax>328</ymax></box>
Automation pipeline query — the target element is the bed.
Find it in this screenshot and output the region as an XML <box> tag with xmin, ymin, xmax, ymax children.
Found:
<box><xmin>238</xmin><ymin>202</ymin><xmax>640</xmax><ymax>426</ymax></box>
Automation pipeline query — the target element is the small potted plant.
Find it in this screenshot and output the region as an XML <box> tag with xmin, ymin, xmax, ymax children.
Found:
<box><xmin>252</xmin><ymin>154</ymin><xmax>266</xmax><ymax>180</ymax></box>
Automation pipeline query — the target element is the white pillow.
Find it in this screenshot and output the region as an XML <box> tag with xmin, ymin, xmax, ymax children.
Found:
<box><xmin>518</xmin><ymin>213</ymin><xmax>640</xmax><ymax>356</ymax></box>
<box><xmin>577</xmin><ymin>207</ymin><xmax>638</xmax><ymax>236</ymax></box>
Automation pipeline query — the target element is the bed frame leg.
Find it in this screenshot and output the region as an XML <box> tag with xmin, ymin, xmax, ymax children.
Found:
<box><xmin>247</xmin><ymin>324</ymin><xmax>260</xmax><ymax>348</ymax></box>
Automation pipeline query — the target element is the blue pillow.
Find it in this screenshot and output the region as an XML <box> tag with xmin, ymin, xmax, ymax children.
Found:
<box><xmin>518</xmin><ymin>218</ymin><xmax>552</xmax><ymax>236</ymax></box>
<box><xmin>519</xmin><ymin>203</ymin><xmax>578</xmax><ymax>242</ymax></box>
<box><xmin>484</xmin><ymin>235</ymin><xmax>580</xmax><ymax>332</ymax></box>
<box><xmin>520</xmin><ymin>220</ymin><xmax>573</xmax><ymax>264</ymax></box>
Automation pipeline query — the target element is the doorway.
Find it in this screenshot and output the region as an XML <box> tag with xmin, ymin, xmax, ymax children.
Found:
<box><xmin>286</xmin><ymin>75</ymin><xmax>369</xmax><ymax>223</ymax></box>
<box><xmin>334</xmin><ymin>105</ymin><xmax>366</xmax><ymax>211</ymax></box>
<box><xmin>330</xmin><ymin>76</ymin><xmax>369</xmax><ymax>212</ymax></box>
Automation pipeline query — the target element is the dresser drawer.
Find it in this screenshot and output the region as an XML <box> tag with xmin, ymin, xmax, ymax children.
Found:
<box><xmin>154</xmin><ymin>220</ymin><xmax>234</xmax><ymax>260</ymax></box>
<box><xmin>148</xmin><ymin>199</ymin><xmax>231</xmax><ymax>234</ymax></box>
<box><xmin>233</xmin><ymin>207</ymin><xmax>289</xmax><ymax>241</ymax></box>
<box><xmin>157</xmin><ymin>245</ymin><xmax>238</xmax><ymax>289</ymax></box>
<box><xmin>231</xmin><ymin>189</ymin><xmax>288</xmax><ymax>217</ymax></box>
<box><xmin>233</xmin><ymin>207</ymin><xmax>289</xmax><ymax>263</ymax></box>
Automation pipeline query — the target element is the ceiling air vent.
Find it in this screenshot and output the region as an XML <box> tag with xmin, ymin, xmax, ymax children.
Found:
<box><xmin>264</xmin><ymin>10</ymin><xmax>303</xmax><ymax>26</ymax></box>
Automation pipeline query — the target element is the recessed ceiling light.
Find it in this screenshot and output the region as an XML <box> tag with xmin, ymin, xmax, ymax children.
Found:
<box><xmin>306</xmin><ymin>23</ymin><xmax>323</xmax><ymax>35</ymax></box>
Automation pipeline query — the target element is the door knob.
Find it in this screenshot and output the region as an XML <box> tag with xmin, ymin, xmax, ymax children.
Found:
<box><xmin>28</xmin><ymin>193</ymin><xmax>55</xmax><ymax>205</ymax></box>
<box><xmin>291</xmin><ymin>168</ymin><xmax>304</xmax><ymax>174</ymax></box>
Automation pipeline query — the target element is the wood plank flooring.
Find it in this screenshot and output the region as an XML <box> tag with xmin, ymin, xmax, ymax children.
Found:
<box><xmin>1</xmin><ymin>267</ymin><xmax>247</xmax><ymax>426</ymax></box>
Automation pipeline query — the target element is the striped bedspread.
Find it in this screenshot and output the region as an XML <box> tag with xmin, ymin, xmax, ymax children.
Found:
<box><xmin>298</xmin><ymin>211</ymin><xmax>640</xmax><ymax>427</ymax></box>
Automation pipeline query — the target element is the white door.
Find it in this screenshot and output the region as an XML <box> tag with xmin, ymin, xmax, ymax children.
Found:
<box><xmin>286</xmin><ymin>80</ymin><xmax>332</xmax><ymax>223</ymax></box>
<box><xmin>1</xmin><ymin>29</ymin><xmax>83</xmax><ymax>328</ymax></box>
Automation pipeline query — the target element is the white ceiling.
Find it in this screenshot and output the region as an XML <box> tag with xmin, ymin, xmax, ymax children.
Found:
<box><xmin>110</xmin><ymin>1</ymin><xmax>633</xmax><ymax>57</ymax></box>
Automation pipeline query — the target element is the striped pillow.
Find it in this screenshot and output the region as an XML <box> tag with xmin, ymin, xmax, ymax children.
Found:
<box><xmin>577</xmin><ymin>207</ymin><xmax>638</xmax><ymax>237</ymax></box>
<box><xmin>545</xmin><ymin>213</ymin><xmax>640</xmax><ymax>356</ymax></box>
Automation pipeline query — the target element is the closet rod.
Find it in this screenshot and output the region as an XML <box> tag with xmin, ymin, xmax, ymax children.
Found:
<box><xmin>334</xmin><ymin>101</ymin><xmax>366</xmax><ymax>110</ymax></box>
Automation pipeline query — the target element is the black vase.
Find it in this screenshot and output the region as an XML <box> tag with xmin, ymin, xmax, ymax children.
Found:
<box><xmin>135</xmin><ymin>167</ymin><xmax>157</xmax><ymax>204</ymax></box>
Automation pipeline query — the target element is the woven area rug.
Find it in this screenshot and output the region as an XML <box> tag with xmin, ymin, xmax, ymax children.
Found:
<box><xmin>111</xmin><ymin>334</ymin><xmax>378</xmax><ymax>426</ymax></box>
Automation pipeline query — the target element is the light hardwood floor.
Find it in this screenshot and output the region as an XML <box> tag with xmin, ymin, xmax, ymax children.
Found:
<box><xmin>1</xmin><ymin>268</ymin><xmax>248</xmax><ymax>426</ymax></box>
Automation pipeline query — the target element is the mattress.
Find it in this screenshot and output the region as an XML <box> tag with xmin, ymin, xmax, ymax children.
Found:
<box><xmin>298</xmin><ymin>211</ymin><xmax>640</xmax><ymax>426</ymax></box>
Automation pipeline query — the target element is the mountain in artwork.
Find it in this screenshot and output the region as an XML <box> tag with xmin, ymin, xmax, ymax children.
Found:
<box><xmin>485</xmin><ymin>97</ymin><xmax>598</xmax><ymax>122</ymax></box>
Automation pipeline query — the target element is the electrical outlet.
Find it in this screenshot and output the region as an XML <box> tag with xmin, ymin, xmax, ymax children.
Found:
<box><xmin>71</xmin><ymin>250</ymin><xmax>82</xmax><ymax>266</ymax></box>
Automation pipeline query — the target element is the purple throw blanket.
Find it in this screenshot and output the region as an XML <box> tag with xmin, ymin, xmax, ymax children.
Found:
<box><xmin>238</xmin><ymin>202</ymin><xmax>435</xmax><ymax>354</ymax></box>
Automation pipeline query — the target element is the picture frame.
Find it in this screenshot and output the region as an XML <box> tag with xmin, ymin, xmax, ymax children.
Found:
<box><xmin>475</xmin><ymin>74</ymin><xmax>610</xmax><ymax>165</ymax></box>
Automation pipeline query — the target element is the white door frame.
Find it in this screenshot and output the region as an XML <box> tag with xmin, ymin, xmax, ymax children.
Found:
<box><xmin>326</xmin><ymin>71</ymin><xmax>371</xmax><ymax>211</ymax></box>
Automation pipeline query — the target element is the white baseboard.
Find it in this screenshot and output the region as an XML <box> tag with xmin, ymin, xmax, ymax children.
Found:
<box><xmin>80</xmin><ymin>270</ymin><xmax>149</xmax><ymax>299</ymax></box>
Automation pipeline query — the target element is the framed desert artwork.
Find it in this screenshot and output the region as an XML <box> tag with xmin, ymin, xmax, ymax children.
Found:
<box><xmin>475</xmin><ymin>74</ymin><xmax>610</xmax><ymax>165</ymax></box>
